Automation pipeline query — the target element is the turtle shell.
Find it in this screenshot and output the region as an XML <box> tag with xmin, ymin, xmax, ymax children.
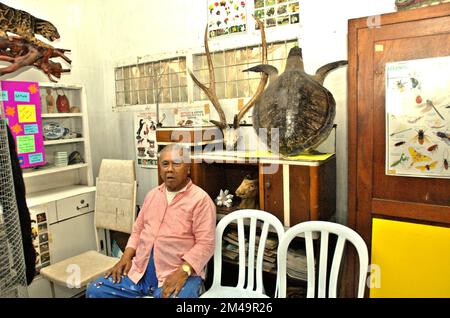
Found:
<box><xmin>252</xmin><ymin>61</ymin><xmax>336</xmax><ymax>156</ymax></box>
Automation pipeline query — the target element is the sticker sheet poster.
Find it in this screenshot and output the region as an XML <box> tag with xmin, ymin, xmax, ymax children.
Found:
<box><xmin>134</xmin><ymin>112</ymin><xmax>158</xmax><ymax>169</ymax></box>
<box><xmin>175</xmin><ymin>106</ymin><xmax>210</xmax><ymax>127</ymax></box>
<box><xmin>254</xmin><ymin>0</ymin><xmax>300</xmax><ymax>29</ymax></box>
<box><xmin>1</xmin><ymin>81</ymin><xmax>45</xmax><ymax>168</ymax></box>
<box><xmin>386</xmin><ymin>56</ymin><xmax>450</xmax><ymax>179</ymax></box>
<box><xmin>29</xmin><ymin>209</ymin><xmax>51</xmax><ymax>274</ymax></box>
<box><xmin>208</xmin><ymin>0</ymin><xmax>247</xmax><ymax>38</ymax></box>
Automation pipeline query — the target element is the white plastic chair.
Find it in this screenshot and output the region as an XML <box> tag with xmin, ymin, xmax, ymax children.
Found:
<box><xmin>40</xmin><ymin>159</ymin><xmax>137</xmax><ymax>297</ymax></box>
<box><xmin>201</xmin><ymin>209</ymin><xmax>285</xmax><ymax>298</ymax></box>
<box><xmin>277</xmin><ymin>221</ymin><xmax>369</xmax><ymax>298</ymax></box>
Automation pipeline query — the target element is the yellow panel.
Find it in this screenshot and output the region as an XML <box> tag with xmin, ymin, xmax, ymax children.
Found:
<box><xmin>370</xmin><ymin>218</ymin><xmax>450</xmax><ymax>298</ymax></box>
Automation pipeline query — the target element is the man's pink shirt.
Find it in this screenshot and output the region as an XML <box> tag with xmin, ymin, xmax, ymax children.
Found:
<box><xmin>126</xmin><ymin>180</ymin><xmax>216</xmax><ymax>287</ymax></box>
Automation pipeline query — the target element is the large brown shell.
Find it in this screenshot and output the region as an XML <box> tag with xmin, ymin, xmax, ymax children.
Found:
<box><xmin>252</xmin><ymin>59</ymin><xmax>336</xmax><ymax>156</ymax></box>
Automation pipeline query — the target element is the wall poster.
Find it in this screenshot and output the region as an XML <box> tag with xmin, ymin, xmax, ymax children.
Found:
<box><xmin>254</xmin><ymin>0</ymin><xmax>300</xmax><ymax>29</ymax></box>
<box><xmin>386</xmin><ymin>56</ymin><xmax>450</xmax><ymax>179</ymax></box>
<box><xmin>134</xmin><ymin>111</ymin><xmax>158</xmax><ymax>168</ymax></box>
<box><xmin>208</xmin><ymin>0</ymin><xmax>247</xmax><ymax>38</ymax></box>
<box><xmin>175</xmin><ymin>106</ymin><xmax>210</xmax><ymax>127</ymax></box>
<box><xmin>1</xmin><ymin>81</ymin><xmax>45</xmax><ymax>169</ymax></box>
<box><xmin>29</xmin><ymin>209</ymin><xmax>50</xmax><ymax>274</ymax></box>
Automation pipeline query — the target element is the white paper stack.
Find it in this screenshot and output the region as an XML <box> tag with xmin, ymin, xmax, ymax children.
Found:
<box><xmin>54</xmin><ymin>151</ymin><xmax>68</xmax><ymax>167</ymax></box>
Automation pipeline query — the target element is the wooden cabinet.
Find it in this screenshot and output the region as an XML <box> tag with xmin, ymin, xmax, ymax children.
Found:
<box><xmin>190</xmin><ymin>151</ymin><xmax>336</xmax><ymax>227</ymax></box>
<box><xmin>348</xmin><ymin>4</ymin><xmax>450</xmax><ymax>297</ymax></box>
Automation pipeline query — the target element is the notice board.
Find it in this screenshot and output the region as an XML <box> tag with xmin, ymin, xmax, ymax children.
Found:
<box><xmin>1</xmin><ymin>81</ymin><xmax>45</xmax><ymax>168</ymax></box>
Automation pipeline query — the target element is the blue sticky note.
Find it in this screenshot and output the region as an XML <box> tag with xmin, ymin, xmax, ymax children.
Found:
<box><xmin>18</xmin><ymin>156</ymin><xmax>24</xmax><ymax>165</ymax></box>
<box><xmin>14</xmin><ymin>91</ymin><xmax>30</xmax><ymax>102</ymax></box>
<box><xmin>24</xmin><ymin>124</ymin><xmax>39</xmax><ymax>134</ymax></box>
<box><xmin>28</xmin><ymin>153</ymin><xmax>43</xmax><ymax>164</ymax></box>
<box><xmin>0</xmin><ymin>91</ymin><xmax>8</xmax><ymax>101</ymax></box>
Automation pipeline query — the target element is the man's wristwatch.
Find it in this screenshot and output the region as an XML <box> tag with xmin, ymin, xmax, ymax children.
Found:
<box><xmin>181</xmin><ymin>264</ymin><xmax>192</xmax><ymax>276</ymax></box>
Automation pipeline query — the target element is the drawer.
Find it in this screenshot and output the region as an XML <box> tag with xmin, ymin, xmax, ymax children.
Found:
<box><xmin>56</xmin><ymin>192</ymin><xmax>95</xmax><ymax>221</ymax></box>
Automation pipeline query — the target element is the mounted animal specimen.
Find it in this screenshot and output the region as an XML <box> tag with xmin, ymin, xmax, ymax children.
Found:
<box><xmin>189</xmin><ymin>19</ymin><xmax>268</xmax><ymax>149</ymax></box>
<box><xmin>0</xmin><ymin>2</ymin><xmax>71</xmax><ymax>81</ymax></box>
<box><xmin>235</xmin><ymin>175</ymin><xmax>258</xmax><ymax>209</ymax></box>
<box><xmin>247</xmin><ymin>47</ymin><xmax>347</xmax><ymax>156</ymax></box>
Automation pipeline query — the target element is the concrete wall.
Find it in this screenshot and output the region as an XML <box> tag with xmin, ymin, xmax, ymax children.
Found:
<box><xmin>3</xmin><ymin>0</ymin><xmax>396</xmax><ymax>223</ymax></box>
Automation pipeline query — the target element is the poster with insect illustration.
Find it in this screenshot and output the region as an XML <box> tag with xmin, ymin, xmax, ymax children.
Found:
<box><xmin>386</xmin><ymin>56</ymin><xmax>450</xmax><ymax>179</ymax></box>
<box><xmin>208</xmin><ymin>0</ymin><xmax>247</xmax><ymax>38</ymax></box>
<box><xmin>134</xmin><ymin>111</ymin><xmax>158</xmax><ymax>169</ymax></box>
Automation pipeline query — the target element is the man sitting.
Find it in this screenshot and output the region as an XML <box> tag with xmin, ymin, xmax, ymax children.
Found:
<box><xmin>86</xmin><ymin>144</ymin><xmax>216</xmax><ymax>298</ymax></box>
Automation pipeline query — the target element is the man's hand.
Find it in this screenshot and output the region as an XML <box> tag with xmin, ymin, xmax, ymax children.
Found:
<box><xmin>103</xmin><ymin>247</ymin><xmax>135</xmax><ymax>284</ymax></box>
<box><xmin>161</xmin><ymin>267</ymin><xmax>189</xmax><ymax>298</ymax></box>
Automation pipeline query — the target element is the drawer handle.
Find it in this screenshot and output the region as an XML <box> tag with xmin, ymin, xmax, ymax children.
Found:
<box><xmin>265</xmin><ymin>181</ymin><xmax>271</xmax><ymax>189</ymax></box>
<box><xmin>76</xmin><ymin>203</ymin><xmax>89</xmax><ymax>210</ymax></box>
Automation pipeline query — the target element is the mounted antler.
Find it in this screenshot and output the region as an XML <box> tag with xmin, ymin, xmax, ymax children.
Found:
<box><xmin>189</xmin><ymin>18</ymin><xmax>268</xmax><ymax>149</ymax></box>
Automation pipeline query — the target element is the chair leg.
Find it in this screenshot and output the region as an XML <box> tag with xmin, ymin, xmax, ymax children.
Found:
<box><xmin>49</xmin><ymin>281</ymin><xmax>56</xmax><ymax>298</ymax></box>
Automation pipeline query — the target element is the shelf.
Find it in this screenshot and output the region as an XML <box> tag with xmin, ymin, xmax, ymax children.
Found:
<box><xmin>41</xmin><ymin>113</ymin><xmax>82</xmax><ymax>118</ymax></box>
<box><xmin>192</xmin><ymin>150</ymin><xmax>335</xmax><ymax>167</ymax></box>
<box><xmin>39</xmin><ymin>83</ymin><xmax>82</xmax><ymax>90</ymax></box>
<box><xmin>44</xmin><ymin>138</ymin><xmax>85</xmax><ymax>145</ymax></box>
<box><xmin>23</xmin><ymin>163</ymin><xmax>88</xmax><ymax>178</ymax></box>
<box><xmin>26</xmin><ymin>185</ymin><xmax>96</xmax><ymax>208</ymax></box>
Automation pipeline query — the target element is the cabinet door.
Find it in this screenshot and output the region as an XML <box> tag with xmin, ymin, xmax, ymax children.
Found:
<box><xmin>49</xmin><ymin>211</ymin><xmax>96</xmax><ymax>263</ymax></box>
<box><xmin>260</xmin><ymin>164</ymin><xmax>284</xmax><ymax>223</ymax></box>
<box><xmin>348</xmin><ymin>4</ymin><xmax>450</xmax><ymax>297</ymax></box>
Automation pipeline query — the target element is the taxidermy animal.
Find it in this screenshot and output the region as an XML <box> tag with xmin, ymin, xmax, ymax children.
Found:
<box><xmin>247</xmin><ymin>47</ymin><xmax>347</xmax><ymax>156</ymax></box>
<box><xmin>0</xmin><ymin>2</ymin><xmax>70</xmax><ymax>81</ymax></box>
<box><xmin>235</xmin><ymin>175</ymin><xmax>258</xmax><ymax>209</ymax></box>
<box><xmin>0</xmin><ymin>2</ymin><xmax>60</xmax><ymax>44</ymax></box>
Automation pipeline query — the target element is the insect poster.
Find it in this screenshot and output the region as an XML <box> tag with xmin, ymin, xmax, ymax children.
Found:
<box><xmin>386</xmin><ymin>56</ymin><xmax>450</xmax><ymax>179</ymax></box>
<box><xmin>208</xmin><ymin>0</ymin><xmax>247</xmax><ymax>38</ymax></box>
<box><xmin>134</xmin><ymin>111</ymin><xmax>158</xmax><ymax>169</ymax></box>
<box><xmin>0</xmin><ymin>81</ymin><xmax>45</xmax><ymax>169</ymax></box>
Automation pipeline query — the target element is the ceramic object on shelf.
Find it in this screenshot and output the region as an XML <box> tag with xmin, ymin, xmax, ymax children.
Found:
<box><xmin>43</xmin><ymin>122</ymin><xmax>66</xmax><ymax>140</ymax></box>
<box><xmin>56</xmin><ymin>93</ymin><xmax>70</xmax><ymax>113</ymax></box>
<box><xmin>45</xmin><ymin>88</ymin><xmax>55</xmax><ymax>113</ymax></box>
<box><xmin>68</xmin><ymin>151</ymin><xmax>84</xmax><ymax>165</ymax></box>
<box><xmin>70</xmin><ymin>106</ymin><xmax>80</xmax><ymax>113</ymax></box>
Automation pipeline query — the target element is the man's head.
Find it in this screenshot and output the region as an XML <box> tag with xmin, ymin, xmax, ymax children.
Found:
<box><xmin>158</xmin><ymin>144</ymin><xmax>191</xmax><ymax>192</ymax></box>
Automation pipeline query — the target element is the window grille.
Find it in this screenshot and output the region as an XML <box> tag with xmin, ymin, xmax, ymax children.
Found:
<box><xmin>192</xmin><ymin>39</ymin><xmax>297</xmax><ymax>101</ymax></box>
<box><xmin>115</xmin><ymin>57</ymin><xmax>188</xmax><ymax>107</ymax></box>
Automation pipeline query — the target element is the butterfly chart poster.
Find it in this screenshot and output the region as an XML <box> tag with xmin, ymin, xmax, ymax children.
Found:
<box><xmin>0</xmin><ymin>81</ymin><xmax>45</xmax><ymax>169</ymax></box>
<box><xmin>134</xmin><ymin>111</ymin><xmax>158</xmax><ymax>169</ymax></box>
<box><xmin>208</xmin><ymin>0</ymin><xmax>247</xmax><ymax>38</ymax></box>
<box><xmin>386</xmin><ymin>56</ymin><xmax>450</xmax><ymax>179</ymax></box>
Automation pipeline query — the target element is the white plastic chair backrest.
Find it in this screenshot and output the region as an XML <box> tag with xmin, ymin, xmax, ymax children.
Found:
<box><xmin>212</xmin><ymin>209</ymin><xmax>285</xmax><ymax>296</ymax></box>
<box><xmin>277</xmin><ymin>221</ymin><xmax>368</xmax><ymax>298</ymax></box>
<box><xmin>94</xmin><ymin>159</ymin><xmax>137</xmax><ymax>237</ymax></box>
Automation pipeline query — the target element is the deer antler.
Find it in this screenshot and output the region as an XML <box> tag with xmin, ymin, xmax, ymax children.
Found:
<box><xmin>234</xmin><ymin>19</ymin><xmax>268</xmax><ymax>128</ymax></box>
<box><xmin>189</xmin><ymin>26</ymin><xmax>227</xmax><ymax>129</ymax></box>
<box><xmin>189</xmin><ymin>18</ymin><xmax>268</xmax><ymax>131</ymax></box>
